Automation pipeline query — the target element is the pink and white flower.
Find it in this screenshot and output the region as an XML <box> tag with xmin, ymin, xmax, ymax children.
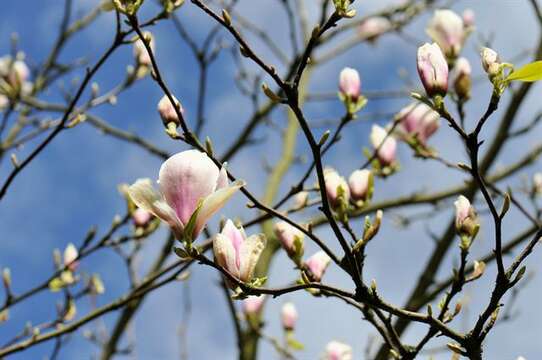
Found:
<box><xmin>426</xmin><ymin>9</ymin><xmax>467</xmax><ymax>58</ymax></box>
<box><xmin>370</xmin><ymin>125</ymin><xmax>397</xmax><ymax>166</ymax></box>
<box><xmin>281</xmin><ymin>302</ymin><xmax>298</xmax><ymax>330</ymax></box>
<box><xmin>323</xmin><ymin>341</ymin><xmax>353</xmax><ymax>360</ymax></box>
<box><xmin>417</xmin><ymin>43</ymin><xmax>449</xmax><ymax>97</ymax></box>
<box><xmin>273</xmin><ymin>221</ymin><xmax>305</xmax><ymax>259</ymax></box>
<box><xmin>339</xmin><ymin>67</ymin><xmax>361</xmax><ymax>100</ymax></box>
<box><xmin>304</xmin><ymin>251</ymin><xmax>331</xmax><ymax>282</ymax></box>
<box><xmin>396</xmin><ymin>102</ymin><xmax>440</xmax><ymax>144</ymax></box>
<box><xmin>243</xmin><ymin>294</ymin><xmax>266</xmax><ymax>315</ymax></box>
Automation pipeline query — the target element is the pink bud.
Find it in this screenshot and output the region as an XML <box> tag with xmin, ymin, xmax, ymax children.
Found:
<box><xmin>133</xmin><ymin>208</ymin><xmax>152</xmax><ymax>227</ymax></box>
<box><xmin>454</xmin><ymin>57</ymin><xmax>472</xmax><ymax>99</ymax></box>
<box><xmin>213</xmin><ymin>219</ymin><xmax>266</xmax><ymax>284</ymax></box>
<box><xmin>370</xmin><ymin>125</ymin><xmax>397</xmax><ymax>165</ymax></box>
<box><xmin>396</xmin><ymin>102</ymin><xmax>440</xmax><ymax>144</ymax></box>
<box><xmin>127</xmin><ymin>150</ymin><xmax>244</xmax><ymax>240</ymax></box>
<box><xmin>462</xmin><ymin>8</ymin><xmax>475</xmax><ymax>28</ymax></box>
<box><xmin>281</xmin><ymin>302</ymin><xmax>298</xmax><ymax>330</ymax></box>
<box><xmin>339</xmin><ymin>67</ymin><xmax>361</xmax><ymax>100</ymax></box>
<box><xmin>358</xmin><ymin>17</ymin><xmax>391</xmax><ymax>41</ymax></box>
<box><xmin>157</xmin><ymin>95</ymin><xmax>183</xmax><ymax>126</ymax></box>
<box><xmin>243</xmin><ymin>295</ymin><xmax>265</xmax><ymax>315</ymax></box>
<box><xmin>348</xmin><ymin>169</ymin><xmax>372</xmax><ymax>203</ymax></box>
<box><xmin>454</xmin><ymin>195</ymin><xmax>471</xmax><ymax>226</ymax></box>
<box><xmin>417</xmin><ymin>43</ymin><xmax>449</xmax><ymax>97</ymax></box>
<box><xmin>63</xmin><ymin>243</ymin><xmax>79</xmax><ymax>272</ymax></box>
<box><xmin>324</xmin><ymin>168</ymin><xmax>350</xmax><ymax>207</ymax></box>
<box><xmin>304</xmin><ymin>251</ymin><xmax>331</xmax><ymax>282</ymax></box>
<box><xmin>426</xmin><ymin>9</ymin><xmax>466</xmax><ymax>58</ymax></box>
<box><xmin>273</xmin><ymin>221</ymin><xmax>304</xmax><ymax>259</ymax></box>
<box><xmin>454</xmin><ymin>195</ymin><xmax>478</xmax><ymax>238</ymax></box>
<box><xmin>133</xmin><ymin>31</ymin><xmax>155</xmax><ymax>66</ymax></box>
<box><xmin>481</xmin><ymin>47</ymin><xmax>500</xmax><ymax>76</ymax></box>
<box><xmin>324</xmin><ymin>341</ymin><xmax>353</xmax><ymax>360</ymax></box>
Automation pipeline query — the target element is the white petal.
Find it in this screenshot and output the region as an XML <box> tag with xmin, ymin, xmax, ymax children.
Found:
<box><xmin>238</xmin><ymin>234</ymin><xmax>266</xmax><ymax>282</ymax></box>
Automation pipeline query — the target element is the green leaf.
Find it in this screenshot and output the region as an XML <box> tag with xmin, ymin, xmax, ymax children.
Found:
<box><xmin>287</xmin><ymin>337</ymin><xmax>305</xmax><ymax>350</ymax></box>
<box><xmin>506</xmin><ymin>61</ymin><xmax>542</xmax><ymax>82</ymax></box>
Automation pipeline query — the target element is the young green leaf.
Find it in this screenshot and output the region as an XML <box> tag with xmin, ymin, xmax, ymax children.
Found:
<box><xmin>506</xmin><ymin>61</ymin><xmax>542</xmax><ymax>82</ymax></box>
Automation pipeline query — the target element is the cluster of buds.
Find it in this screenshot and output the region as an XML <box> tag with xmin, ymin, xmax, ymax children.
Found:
<box><xmin>332</xmin><ymin>0</ymin><xmax>356</xmax><ymax>18</ymax></box>
<box><xmin>358</xmin><ymin>17</ymin><xmax>391</xmax><ymax>43</ymax></box>
<box><xmin>303</xmin><ymin>251</ymin><xmax>331</xmax><ymax>282</ymax></box>
<box><xmin>323</xmin><ymin>341</ymin><xmax>353</xmax><ymax>360</ymax></box>
<box><xmin>213</xmin><ymin>219</ymin><xmax>266</xmax><ymax>288</ymax></box>
<box><xmin>338</xmin><ymin>68</ymin><xmax>367</xmax><ymax>114</ymax></box>
<box><xmin>0</xmin><ymin>54</ymin><xmax>32</xmax><ymax>109</ymax></box>
<box><xmin>133</xmin><ymin>31</ymin><xmax>155</xmax><ymax>77</ymax></box>
<box><xmin>127</xmin><ymin>150</ymin><xmax>244</xmax><ymax>244</ymax></box>
<box><xmin>426</xmin><ymin>9</ymin><xmax>473</xmax><ymax>62</ymax></box>
<box><xmin>453</xmin><ymin>57</ymin><xmax>472</xmax><ymax>100</ymax></box>
<box><xmin>157</xmin><ymin>94</ymin><xmax>184</xmax><ymax>138</ymax></box>
<box><xmin>274</xmin><ymin>221</ymin><xmax>305</xmax><ymax>265</ymax></box>
<box><xmin>454</xmin><ymin>195</ymin><xmax>479</xmax><ymax>250</ymax></box>
<box><xmin>368</xmin><ymin>125</ymin><xmax>398</xmax><ymax>176</ymax></box>
<box><xmin>395</xmin><ymin>102</ymin><xmax>440</xmax><ymax>155</ymax></box>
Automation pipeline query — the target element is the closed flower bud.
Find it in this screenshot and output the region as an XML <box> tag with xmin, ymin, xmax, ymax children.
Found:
<box><xmin>370</xmin><ymin>125</ymin><xmax>397</xmax><ymax>166</ymax></box>
<box><xmin>157</xmin><ymin>94</ymin><xmax>183</xmax><ymax>127</ymax></box>
<box><xmin>273</xmin><ymin>221</ymin><xmax>304</xmax><ymax>262</ymax></box>
<box><xmin>453</xmin><ymin>57</ymin><xmax>472</xmax><ymax>100</ymax></box>
<box><xmin>63</xmin><ymin>243</ymin><xmax>79</xmax><ymax>272</ymax></box>
<box><xmin>358</xmin><ymin>17</ymin><xmax>391</xmax><ymax>42</ymax></box>
<box><xmin>426</xmin><ymin>9</ymin><xmax>466</xmax><ymax>59</ymax></box>
<box><xmin>304</xmin><ymin>251</ymin><xmax>331</xmax><ymax>282</ymax></box>
<box><xmin>417</xmin><ymin>43</ymin><xmax>449</xmax><ymax>97</ymax></box>
<box><xmin>533</xmin><ymin>172</ymin><xmax>542</xmax><ymax>195</ymax></box>
<box><xmin>133</xmin><ymin>208</ymin><xmax>152</xmax><ymax>227</ymax></box>
<box><xmin>281</xmin><ymin>302</ymin><xmax>298</xmax><ymax>330</ymax></box>
<box><xmin>481</xmin><ymin>47</ymin><xmax>500</xmax><ymax>77</ymax></box>
<box><xmin>243</xmin><ymin>294</ymin><xmax>265</xmax><ymax>315</ymax></box>
<box><xmin>133</xmin><ymin>31</ymin><xmax>155</xmax><ymax>66</ymax></box>
<box><xmin>348</xmin><ymin>169</ymin><xmax>373</xmax><ymax>205</ymax></box>
<box><xmin>0</xmin><ymin>56</ymin><xmax>30</xmax><ymax>89</ymax></box>
<box><xmin>396</xmin><ymin>102</ymin><xmax>440</xmax><ymax>145</ymax></box>
<box><xmin>454</xmin><ymin>195</ymin><xmax>479</xmax><ymax>239</ymax></box>
<box><xmin>339</xmin><ymin>67</ymin><xmax>361</xmax><ymax>100</ymax></box>
<box><xmin>294</xmin><ymin>191</ymin><xmax>309</xmax><ymax>208</ymax></box>
<box><xmin>462</xmin><ymin>8</ymin><xmax>475</xmax><ymax>28</ymax></box>
<box><xmin>213</xmin><ymin>219</ymin><xmax>266</xmax><ymax>285</ymax></box>
<box><xmin>323</xmin><ymin>168</ymin><xmax>350</xmax><ymax>208</ymax></box>
<box><xmin>323</xmin><ymin>341</ymin><xmax>353</xmax><ymax>360</ymax></box>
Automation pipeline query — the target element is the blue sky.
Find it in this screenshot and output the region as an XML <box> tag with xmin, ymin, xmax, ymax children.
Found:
<box><xmin>0</xmin><ymin>0</ymin><xmax>541</xmax><ymax>359</ymax></box>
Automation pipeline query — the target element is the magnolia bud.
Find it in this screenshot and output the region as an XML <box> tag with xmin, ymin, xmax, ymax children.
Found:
<box><xmin>63</xmin><ymin>243</ymin><xmax>79</xmax><ymax>272</ymax></box>
<box><xmin>133</xmin><ymin>31</ymin><xmax>155</xmax><ymax>66</ymax></box>
<box><xmin>304</xmin><ymin>251</ymin><xmax>331</xmax><ymax>282</ymax></box>
<box><xmin>417</xmin><ymin>43</ymin><xmax>449</xmax><ymax>97</ymax></box>
<box><xmin>481</xmin><ymin>47</ymin><xmax>500</xmax><ymax>77</ymax></box>
<box><xmin>370</xmin><ymin>125</ymin><xmax>397</xmax><ymax>166</ymax></box>
<box><xmin>339</xmin><ymin>67</ymin><xmax>361</xmax><ymax>100</ymax></box>
<box><xmin>348</xmin><ymin>169</ymin><xmax>373</xmax><ymax>205</ymax></box>
<box><xmin>2</xmin><ymin>268</ymin><xmax>11</xmax><ymax>289</ymax></box>
<box><xmin>133</xmin><ymin>208</ymin><xmax>152</xmax><ymax>227</ymax></box>
<box><xmin>358</xmin><ymin>17</ymin><xmax>391</xmax><ymax>42</ymax></box>
<box><xmin>454</xmin><ymin>57</ymin><xmax>472</xmax><ymax>100</ymax></box>
<box><xmin>294</xmin><ymin>191</ymin><xmax>309</xmax><ymax>208</ymax></box>
<box><xmin>426</xmin><ymin>9</ymin><xmax>466</xmax><ymax>59</ymax></box>
<box><xmin>281</xmin><ymin>302</ymin><xmax>298</xmax><ymax>330</ymax></box>
<box><xmin>533</xmin><ymin>172</ymin><xmax>542</xmax><ymax>195</ymax></box>
<box><xmin>323</xmin><ymin>168</ymin><xmax>350</xmax><ymax>208</ymax></box>
<box><xmin>157</xmin><ymin>94</ymin><xmax>183</xmax><ymax>127</ymax></box>
<box><xmin>462</xmin><ymin>9</ymin><xmax>475</xmax><ymax>28</ymax></box>
<box><xmin>454</xmin><ymin>195</ymin><xmax>479</xmax><ymax>242</ymax></box>
<box><xmin>323</xmin><ymin>341</ymin><xmax>353</xmax><ymax>360</ymax></box>
<box><xmin>243</xmin><ymin>294</ymin><xmax>265</xmax><ymax>315</ymax></box>
<box><xmin>396</xmin><ymin>103</ymin><xmax>440</xmax><ymax>145</ymax></box>
<box><xmin>273</xmin><ymin>221</ymin><xmax>304</xmax><ymax>262</ymax></box>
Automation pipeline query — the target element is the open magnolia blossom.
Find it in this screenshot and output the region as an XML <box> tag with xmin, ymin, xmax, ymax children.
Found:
<box><xmin>370</xmin><ymin>125</ymin><xmax>397</xmax><ymax>166</ymax></box>
<box><xmin>127</xmin><ymin>150</ymin><xmax>244</xmax><ymax>241</ymax></box>
<box><xmin>417</xmin><ymin>43</ymin><xmax>449</xmax><ymax>97</ymax></box>
<box><xmin>396</xmin><ymin>102</ymin><xmax>440</xmax><ymax>145</ymax></box>
<box><xmin>213</xmin><ymin>219</ymin><xmax>266</xmax><ymax>284</ymax></box>
<box><xmin>426</xmin><ymin>9</ymin><xmax>468</xmax><ymax>59</ymax></box>
<box><xmin>281</xmin><ymin>302</ymin><xmax>298</xmax><ymax>330</ymax></box>
<box><xmin>304</xmin><ymin>251</ymin><xmax>331</xmax><ymax>282</ymax></box>
<box><xmin>242</xmin><ymin>294</ymin><xmax>265</xmax><ymax>315</ymax></box>
<box><xmin>323</xmin><ymin>341</ymin><xmax>353</xmax><ymax>360</ymax></box>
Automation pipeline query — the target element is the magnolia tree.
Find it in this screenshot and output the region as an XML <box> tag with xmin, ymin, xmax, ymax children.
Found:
<box><xmin>1</xmin><ymin>0</ymin><xmax>542</xmax><ymax>359</ymax></box>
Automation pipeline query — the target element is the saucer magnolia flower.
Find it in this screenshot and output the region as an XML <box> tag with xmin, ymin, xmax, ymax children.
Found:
<box><xmin>63</xmin><ymin>243</ymin><xmax>79</xmax><ymax>272</ymax></box>
<box><xmin>462</xmin><ymin>8</ymin><xmax>475</xmax><ymax>28</ymax></box>
<box><xmin>304</xmin><ymin>251</ymin><xmax>331</xmax><ymax>282</ymax></box>
<box><xmin>157</xmin><ymin>94</ymin><xmax>183</xmax><ymax>127</ymax></box>
<box><xmin>281</xmin><ymin>302</ymin><xmax>298</xmax><ymax>330</ymax></box>
<box><xmin>133</xmin><ymin>208</ymin><xmax>152</xmax><ymax>227</ymax></box>
<box><xmin>213</xmin><ymin>219</ymin><xmax>266</xmax><ymax>284</ymax></box>
<box><xmin>481</xmin><ymin>47</ymin><xmax>500</xmax><ymax>77</ymax></box>
<box><xmin>417</xmin><ymin>43</ymin><xmax>449</xmax><ymax>97</ymax></box>
<box><xmin>324</xmin><ymin>168</ymin><xmax>350</xmax><ymax>208</ymax></box>
<box><xmin>339</xmin><ymin>67</ymin><xmax>360</xmax><ymax>100</ymax></box>
<box><xmin>348</xmin><ymin>169</ymin><xmax>373</xmax><ymax>205</ymax></box>
<box><xmin>358</xmin><ymin>17</ymin><xmax>391</xmax><ymax>41</ymax></box>
<box><xmin>323</xmin><ymin>341</ymin><xmax>353</xmax><ymax>360</ymax></box>
<box><xmin>453</xmin><ymin>57</ymin><xmax>472</xmax><ymax>99</ymax></box>
<box><xmin>370</xmin><ymin>125</ymin><xmax>397</xmax><ymax>166</ymax></box>
<box><xmin>396</xmin><ymin>102</ymin><xmax>440</xmax><ymax>144</ymax></box>
<box><xmin>243</xmin><ymin>294</ymin><xmax>265</xmax><ymax>315</ymax></box>
<box><xmin>127</xmin><ymin>150</ymin><xmax>244</xmax><ymax>241</ymax></box>
<box><xmin>273</xmin><ymin>221</ymin><xmax>304</xmax><ymax>261</ymax></box>
<box><xmin>454</xmin><ymin>195</ymin><xmax>479</xmax><ymax>239</ymax></box>
<box><xmin>426</xmin><ymin>9</ymin><xmax>466</xmax><ymax>59</ymax></box>
<box><xmin>133</xmin><ymin>31</ymin><xmax>155</xmax><ymax>66</ymax></box>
